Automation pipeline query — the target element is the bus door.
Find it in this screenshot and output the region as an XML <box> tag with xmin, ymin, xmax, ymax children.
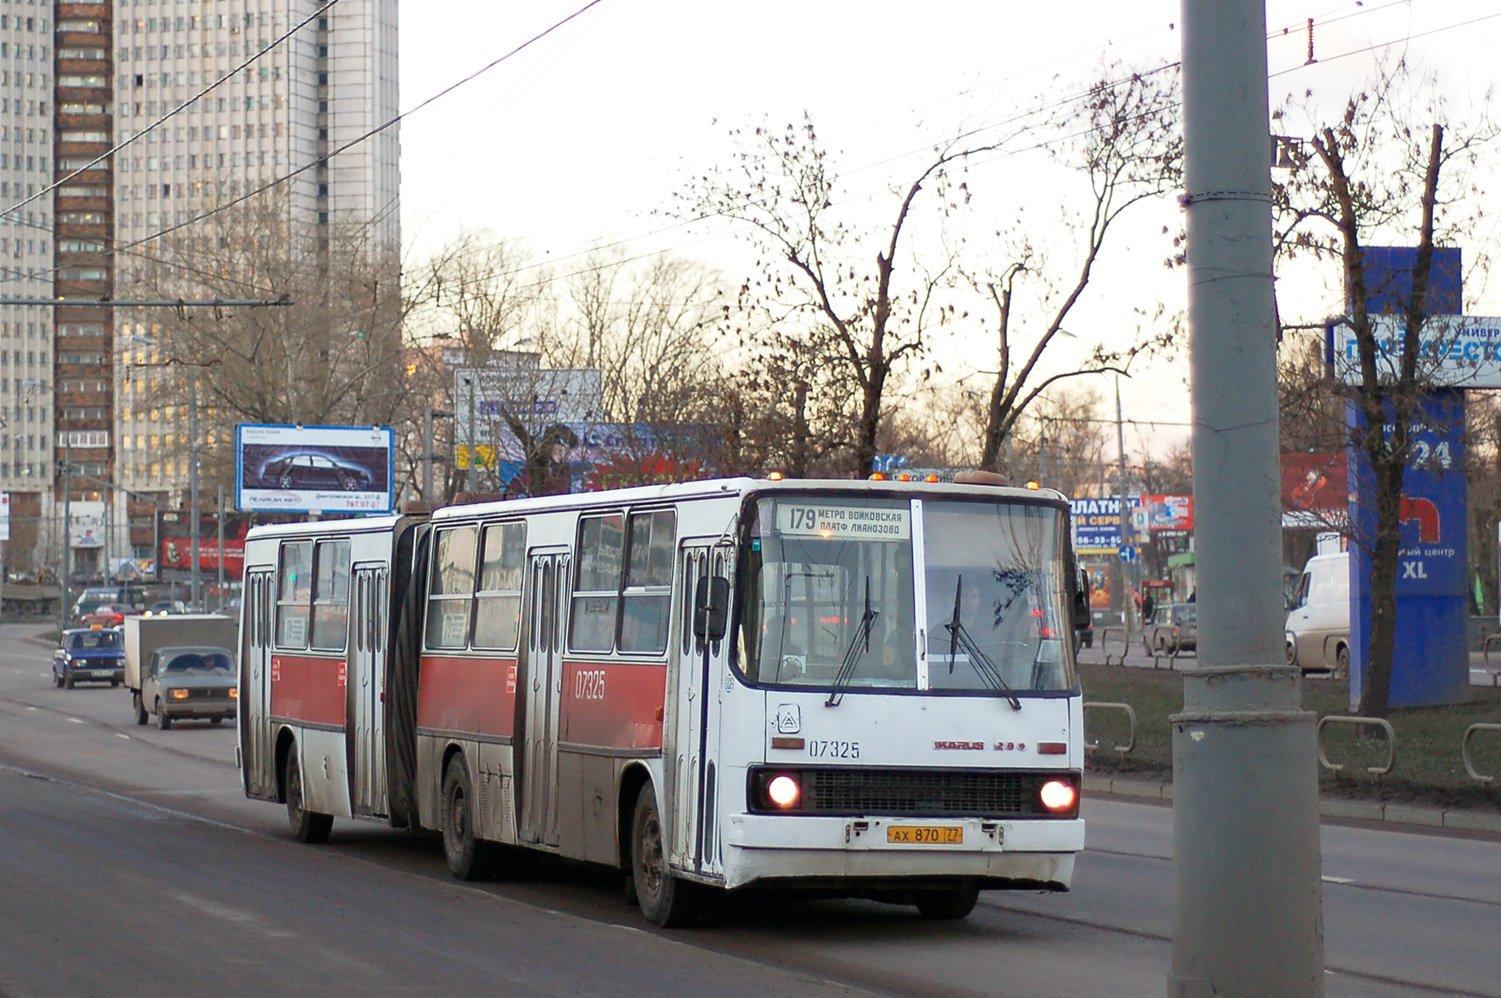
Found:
<box><xmin>241</xmin><ymin>569</ymin><xmax>277</xmax><ymax>799</ymax></box>
<box><xmin>520</xmin><ymin>549</ymin><xmax>568</xmax><ymax>847</ymax></box>
<box><xmin>347</xmin><ymin>563</ymin><xmax>389</xmax><ymax>817</ymax></box>
<box><xmin>667</xmin><ymin>541</ymin><xmax>732</xmax><ymax>876</ymax></box>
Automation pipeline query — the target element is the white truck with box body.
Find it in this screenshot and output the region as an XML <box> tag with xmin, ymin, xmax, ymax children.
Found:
<box><xmin>124</xmin><ymin>615</ymin><xmax>239</xmax><ymax>727</ymax></box>
<box><xmin>1285</xmin><ymin>552</ymin><xmax>1351</xmax><ymax>674</ymax></box>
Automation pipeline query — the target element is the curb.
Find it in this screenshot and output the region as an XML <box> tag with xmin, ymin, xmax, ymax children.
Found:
<box><xmin>1083</xmin><ymin>773</ymin><xmax>1501</xmax><ymax>834</ymax></box>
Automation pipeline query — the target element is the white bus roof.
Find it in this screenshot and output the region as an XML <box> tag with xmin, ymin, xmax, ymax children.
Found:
<box><xmin>244</xmin><ymin>514</ymin><xmax>406</xmax><ymax>542</ymax></box>
<box><xmin>241</xmin><ymin>478</ymin><xmax>1069</xmax><ymax>540</ymax></box>
<box><xmin>428</xmin><ymin>477</ymin><xmax>1067</xmax><ymax>524</ymax></box>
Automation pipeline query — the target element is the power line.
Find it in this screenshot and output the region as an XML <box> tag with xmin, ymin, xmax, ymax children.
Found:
<box><xmin>1269</xmin><ymin>10</ymin><xmax>1501</xmax><ymax>78</ymax></box>
<box><xmin>18</xmin><ymin>0</ymin><xmax>608</xmax><ymax>292</ymax></box>
<box><xmin>408</xmin><ymin>0</ymin><xmax>1410</xmax><ymax>293</ymax></box>
<box><xmin>1</xmin><ymin>0</ymin><xmax>340</xmax><ymax>220</ymax></box>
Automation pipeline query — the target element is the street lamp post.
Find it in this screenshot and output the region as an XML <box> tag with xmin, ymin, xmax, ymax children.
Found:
<box><xmin>189</xmin><ymin>367</ymin><xmax>200</xmax><ymax>609</ymax></box>
<box><xmin>61</xmin><ymin>440</ymin><xmax>72</xmax><ymax>625</ymax></box>
<box><xmin>462</xmin><ymin>375</ymin><xmax>477</xmax><ymax>493</ymax></box>
<box><xmin>424</xmin><ymin>408</ymin><xmax>453</xmax><ymax>501</ymax></box>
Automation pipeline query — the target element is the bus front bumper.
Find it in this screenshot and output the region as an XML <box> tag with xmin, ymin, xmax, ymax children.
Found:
<box><xmin>719</xmin><ymin>814</ymin><xmax>1084</xmax><ymax>892</ymax></box>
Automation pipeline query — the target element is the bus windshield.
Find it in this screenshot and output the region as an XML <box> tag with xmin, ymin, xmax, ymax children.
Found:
<box><xmin>736</xmin><ymin>494</ymin><xmax>1075</xmax><ymax>695</ymax></box>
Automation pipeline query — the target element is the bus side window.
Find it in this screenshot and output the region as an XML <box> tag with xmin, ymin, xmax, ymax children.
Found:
<box><xmin>571</xmin><ymin>513</ymin><xmax>624</xmax><ymax>653</ymax></box>
<box><xmin>310</xmin><ymin>539</ymin><xmax>351</xmax><ymax>651</ymax></box>
<box><xmin>275</xmin><ymin>540</ymin><xmax>313</xmax><ymax>649</ymax></box>
<box><xmin>619</xmin><ymin>510</ymin><xmax>675</xmax><ymax>654</ymax></box>
<box><xmin>473</xmin><ymin>521</ymin><xmax>525</xmax><ymax>652</ymax></box>
<box><xmin>426</xmin><ymin>525</ymin><xmax>478</xmax><ymax>650</ymax></box>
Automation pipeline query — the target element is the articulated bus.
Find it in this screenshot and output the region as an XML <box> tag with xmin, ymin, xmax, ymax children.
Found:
<box><xmin>238</xmin><ymin>476</ymin><xmax>1086</xmax><ymax>924</ymax></box>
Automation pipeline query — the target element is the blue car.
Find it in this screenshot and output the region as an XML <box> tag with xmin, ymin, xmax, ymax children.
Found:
<box><xmin>53</xmin><ymin>627</ymin><xmax>126</xmax><ymax>689</ymax></box>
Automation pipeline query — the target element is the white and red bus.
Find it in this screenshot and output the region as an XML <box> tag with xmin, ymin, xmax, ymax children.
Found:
<box><xmin>238</xmin><ymin>476</ymin><xmax>1086</xmax><ymax>924</ymax></box>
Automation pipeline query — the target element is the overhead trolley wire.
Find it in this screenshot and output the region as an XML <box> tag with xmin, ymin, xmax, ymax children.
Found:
<box><xmin>18</xmin><ymin>0</ymin><xmax>609</xmax><ymax>292</ymax></box>
<box><xmin>0</xmin><ymin>0</ymin><xmax>342</xmax><ymax>221</ymax></box>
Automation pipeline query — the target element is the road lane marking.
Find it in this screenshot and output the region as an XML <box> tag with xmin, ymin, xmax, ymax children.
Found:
<box><xmin>116</xmin><ymin>733</ymin><xmax>131</xmax><ymax>740</ymax></box>
<box><xmin>67</xmin><ymin>717</ymin><xmax>85</xmax><ymax>724</ymax></box>
<box><xmin>1322</xmin><ymin>875</ymin><xmax>1355</xmax><ymax>884</ymax></box>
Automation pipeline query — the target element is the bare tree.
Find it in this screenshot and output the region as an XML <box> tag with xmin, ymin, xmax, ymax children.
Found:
<box><xmin>681</xmin><ymin>115</ymin><xmax>991</xmax><ymax>477</ymax></box>
<box><xmin>1275</xmin><ymin>64</ymin><xmax>1498</xmax><ymax>715</ymax></box>
<box><xmin>120</xmin><ymin>194</ymin><xmax>406</xmax><ymax>493</ymax></box>
<box><xmin>971</xmin><ymin>65</ymin><xmax>1183</xmax><ymax>471</ymax></box>
<box><xmin>561</xmin><ymin>248</ymin><xmax>726</xmax><ymax>426</ymax></box>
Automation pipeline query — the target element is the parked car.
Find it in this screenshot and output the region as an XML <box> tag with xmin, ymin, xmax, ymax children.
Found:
<box><xmin>53</xmin><ymin>627</ymin><xmax>126</xmax><ymax>688</ymax></box>
<box><xmin>258</xmin><ymin>451</ymin><xmax>372</xmax><ymax>491</ymax></box>
<box><xmin>1285</xmin><ymin>552</ymin><xmax>1350</xmax><ymax>674</ymax></box>
<box><xmin>1144</xmin><ymin>603</ymin><xmax>1197</xmax><ymax>654</ymax></box>
<box><xmin>136</xmin><ymin>644</ymin><xmax>238</xmax><ymax>729</ymax></box>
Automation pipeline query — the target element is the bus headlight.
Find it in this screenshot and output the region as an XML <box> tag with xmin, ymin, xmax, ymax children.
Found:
<box><xmin>750</xmin><ymin>770</ymin><xmax>805</xmax><ymax>812</ymax></box>
<box><xmin>767</xmin><ymin>775</ymin><xmax>800</xmax><ymax>808</ymax></box>
<box><xmin>1037</xmin><ymin>778</ymin><xmax>1079</xmax><ymax>815</ymax></box>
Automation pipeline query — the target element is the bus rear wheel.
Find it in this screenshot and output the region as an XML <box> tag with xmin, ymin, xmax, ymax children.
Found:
<box><xmin>914</xmin><ymin>886</ymin><xmax>980</xmax><ymax>920</ymax></box>
<box><xmin>631</xmin><ymin>783</ymin><xmax>705</xmax><ymax>927</ymax></box>
<box><xmin>284</xmin><ymin>743</ymin><xmax>333</xmax><ymax>844</ymax></box>
<box><xmin>441</xmin><ymin>758</ymin><xmax>492</xmax><ymax>881</ymax></box>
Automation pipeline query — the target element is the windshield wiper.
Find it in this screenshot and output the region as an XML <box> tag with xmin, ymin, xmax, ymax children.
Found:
<box><xmin>825</xmin><ymin>578</ymin><xmax>878</xmax><ymax>707</ymax></box>
<box><xmin>944</xmin><ymin>576</ymin><xmax>1021</xmax><ymax>710</ymax></box>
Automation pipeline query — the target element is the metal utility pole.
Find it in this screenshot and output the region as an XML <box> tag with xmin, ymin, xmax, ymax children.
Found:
<box><xmin>60</xmin><ymin>442</ymin><xmax>72</xmax><ymax>626</ymax></box>
<box><xmin>189</xmin><ymin>369</ymin><xmax>201</xmax><ymax>609</ymax></box>
<box><xmin>424</xmin><ymin>408</ymin><xmax>453</xmax><ymax>501</ymax></box>
<box><xmin>463</xmin><ymin>375</ymin><xmax>477</xmax><ymax>493</ymax></box>
<box><xmin>1173</xmin><ymin>1</ymin><xmax>1325</xmax><ymax>995</ymax></box>
<box><xmin>1039</xmin><ymin>417</ymin><xmax>1049</xmax><ymax>482</ymax></box>
<box><xmin>216</xmin><ymin>485</ymin><xmax>226</xmax><ymax>611</ymax></box>
<box><xmin>1115</xmin><ymin>376</ymin><xmax>1134</xmax><ymax>631</ymax></box>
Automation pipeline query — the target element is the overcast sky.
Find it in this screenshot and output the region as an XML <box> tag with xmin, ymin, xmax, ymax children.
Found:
<box><xmin>395</xmin><ymin>1</ymin><xmax>1501</xmax><ymax>464</ymax></box>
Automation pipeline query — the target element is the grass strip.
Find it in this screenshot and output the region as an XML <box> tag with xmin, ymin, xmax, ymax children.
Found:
<box><xmin>1080</xmin><ymin>662</ymin><xmax>1501</xmax><ymax>812</ymax></box>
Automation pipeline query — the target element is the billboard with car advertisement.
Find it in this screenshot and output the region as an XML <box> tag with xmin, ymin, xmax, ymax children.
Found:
<box><xmin>237</xmin><ymin>424</ymin><xmax>394</xmax><ymax>513</ymax></box>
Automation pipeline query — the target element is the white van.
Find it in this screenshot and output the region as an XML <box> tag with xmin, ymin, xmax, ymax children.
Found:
<box><xmin>1285</xmin><ymin>552</ymin><xmax>1350</xmax><ymax>674</ymax></box>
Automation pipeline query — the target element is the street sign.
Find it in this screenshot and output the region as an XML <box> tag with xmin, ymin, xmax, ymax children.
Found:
<box><xmin>1118</xmin><ymin>545</ymin><xmax>1137</xmax><ymax>563</ymax></box>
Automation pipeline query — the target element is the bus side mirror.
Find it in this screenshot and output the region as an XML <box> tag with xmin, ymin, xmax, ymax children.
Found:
<box><xmin>1071</xmin><ymin>564</ymin><xmax>1090</xmax><ymax>630</ymax></box>
<box><xmin>694</xmin><ymin>576</ymin><xmax>730</xmax><ymax>643</ymax></box>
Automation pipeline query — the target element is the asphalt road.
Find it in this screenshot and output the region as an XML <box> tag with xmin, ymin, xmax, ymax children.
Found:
<box><xmin>3</xmin><ymin>623</ymin><xmax>1499</xmax><ymax>997</ymax></box>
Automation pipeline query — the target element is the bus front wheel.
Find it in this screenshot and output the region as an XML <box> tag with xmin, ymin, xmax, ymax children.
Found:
<box><xmin>631</xmin><ymin>784</ymin><xmax>704</xmax><ymax>927</ymax></box>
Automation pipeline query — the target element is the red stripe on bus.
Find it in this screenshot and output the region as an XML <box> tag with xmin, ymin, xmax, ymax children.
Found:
<box><xmin>418</xmin><ymin>655</ymin><xmax>518</xmax><ymax>738</ymax></box>
<box><xmin>269</xmin><ymin>654</ymin><xmax>346</xmax><ymax>728</ymax></box>
<box><xmin>560</xmin><ymin>660</ymin><xmax>666</xmax><ymax>750</ymax></box>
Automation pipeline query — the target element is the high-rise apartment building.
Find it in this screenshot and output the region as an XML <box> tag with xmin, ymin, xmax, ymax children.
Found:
<box><xmin>15</xmin><ymin>0</ymin><xmax>398</xmax><ymax>578</ymax></box>
<box><xmin>0</xmin><ymin>4</ymin><xmax>61</xmax><ymax>568</ymax></box>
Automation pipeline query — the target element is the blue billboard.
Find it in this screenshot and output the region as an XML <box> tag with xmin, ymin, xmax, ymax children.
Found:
<box><xmin>1070</xmin><ymin>496</ymin><xmax>1124</xmax><ymax>551</ymax></box>
<box><xmin>1345</xmin><ymin>247</ymin><xmax>1469</xmax><ymax>708</ymax></box>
